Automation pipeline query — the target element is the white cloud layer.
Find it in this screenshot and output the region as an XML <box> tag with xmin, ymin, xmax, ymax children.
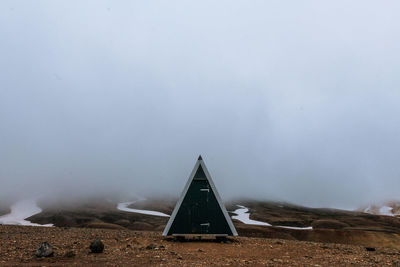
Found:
<box><xmin>1</xmin><ymin>1</ymin><xmax>399</xmax><ymax>208</ymax></box>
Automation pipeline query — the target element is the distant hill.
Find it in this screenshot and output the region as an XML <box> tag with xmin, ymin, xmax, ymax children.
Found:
<box><xmin>22</xmin><ymin>197</ymin><xmax>400</xmax><ymax>249</ymax></box>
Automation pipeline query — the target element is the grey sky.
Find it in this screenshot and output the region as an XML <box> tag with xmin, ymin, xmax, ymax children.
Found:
<box><xmin>1</xmin><ymin>1</ymin><xmax>400</xmax><ymax>208</ymax></box>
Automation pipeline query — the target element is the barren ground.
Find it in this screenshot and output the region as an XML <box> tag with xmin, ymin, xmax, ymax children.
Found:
<box><xmin>1</xmin><ymin>225</ymin><xmax>399</xmax><ymax>266</ymax></box>
<box><xmin>3</xmin><ymin>198</ymin><xmax>400</xmax><ymax>265</ymax></box>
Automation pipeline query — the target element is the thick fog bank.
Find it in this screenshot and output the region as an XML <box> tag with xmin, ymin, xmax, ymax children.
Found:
<box><xmin>1</xmin><ymin>1</ymin><xmax>400</xmax><ymax>209</ymax></box>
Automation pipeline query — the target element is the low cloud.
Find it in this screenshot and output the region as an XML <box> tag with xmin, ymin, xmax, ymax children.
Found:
<box><xmin>1</xmin><ymin>1</ymin><xmax>399</xmax><ymax>209</ymax></box>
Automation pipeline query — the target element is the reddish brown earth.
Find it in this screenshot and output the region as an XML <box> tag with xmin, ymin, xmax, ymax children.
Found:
<box><xmin>1</xmin><ymin>225</ymin><xmax>400</xmax><ymax>266</ymax></box>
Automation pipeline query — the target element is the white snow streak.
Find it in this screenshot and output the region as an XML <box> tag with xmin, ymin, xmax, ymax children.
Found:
<box><xmin>117</xmin><ymin>201</ymin><xmax>170</xmax><ymax>217</ymax></box>
<box><xmin>232</xmin><ymin>205</ymin><xmax>312</xmax><ymax>230</ymax></box>
<box><xmin>277</xmin><ymin>225</ymin><xmax>313</xmax><ymax>230</ymax></box>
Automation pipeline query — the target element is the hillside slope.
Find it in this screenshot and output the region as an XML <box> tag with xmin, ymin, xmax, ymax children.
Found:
<box><xmin>24</xmin><ymin>198</ymin><xmax>400</xmax><ymax>249</ymax></box>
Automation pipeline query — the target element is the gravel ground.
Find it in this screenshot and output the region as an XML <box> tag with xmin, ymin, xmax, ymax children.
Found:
<box><xmin>0</xmin><ymin>225</ymin><xmax>399</xmax><ymax>266</ymax></box>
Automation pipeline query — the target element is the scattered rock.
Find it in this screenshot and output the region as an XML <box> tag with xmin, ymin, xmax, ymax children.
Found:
<box><xmin>198</xmin><ymin>249</ymin><xmax>204</xmax><ymax>252</ymax></box>
<box><xmin>366</xmin><ymin>247</ymin><xmax>376</xmax><ymax>252</ymax></box>
<box><xmin>146</xmin><ymin>243</ymin><xmax>156</xmax><ymax>250</ymax></box>
<box><xmin>170</xmin><ymin>251</ymin><xmax>177</xmax><ymax>255</ymax></box>
<box><xmin>36</xmin><ymin>242</ymin><xmax>54</xmax><ymax>257</ymax></box>
<box><xmin>64</xmin><ymin>250</ymin><xmax>75</xmax><ymax>258</ymax></box>
<box><xmin>89</xmin><ymin>239</ymin><xmax>104</xmax><ymax>253</ymax></box>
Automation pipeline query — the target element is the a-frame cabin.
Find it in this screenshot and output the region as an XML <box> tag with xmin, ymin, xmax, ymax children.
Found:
<box><xmin>163</xmin><ymin>156</ymin><xmax>238</xmax><ymax>237</ymax></box>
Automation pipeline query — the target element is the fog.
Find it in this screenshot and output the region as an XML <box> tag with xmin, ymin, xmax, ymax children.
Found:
<box><xmin>1</xmin><ymin>1</ymin><xmax>399</xmax><ymax>209</ymax></box>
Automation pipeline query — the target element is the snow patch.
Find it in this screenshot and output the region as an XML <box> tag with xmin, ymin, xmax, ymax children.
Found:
<box><xmin>379</xmin><ymin>206</ymin><xmax>394</xmax><ymax>216</ymax></box>
<box><xmin>231</xmin><ymin>205</ymin><xmax>271</xmax><ymax>226</ymax></box>
<box><xmin>363</xmin><ymin>204</ymin><xmax>396</xmax><ymax>216</ymax></box>
<box><xmin>0</xmin><ymin>199</ymin><xmax>53</xmax><ymax>227</ymax></box>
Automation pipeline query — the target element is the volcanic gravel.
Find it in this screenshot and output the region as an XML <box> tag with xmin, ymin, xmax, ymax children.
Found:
<box><xmin>1</xmin><ymin>225</ymin><xmax>400</xmax><ymax>266</ymax></box>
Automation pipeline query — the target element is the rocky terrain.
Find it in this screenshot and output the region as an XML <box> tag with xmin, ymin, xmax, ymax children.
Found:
<box><xmin>1</xmin><ymin>225</ymin><xmax>399</xmax><ymax>266</ymax></box>
<box><xmin>2</xmin><ymin>197</ymin><xmax>400</xmax><ymax>265</ymax></box>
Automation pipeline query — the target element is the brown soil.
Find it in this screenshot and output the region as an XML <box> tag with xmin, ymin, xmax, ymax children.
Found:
<box><xmin>1</xmin><ymin>225</ymin><xmax>399</xmax><ymax>266</ymax></box>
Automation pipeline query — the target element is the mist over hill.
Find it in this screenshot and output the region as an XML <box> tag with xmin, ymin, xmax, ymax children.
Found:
<box><xmin>1</xmin><ymin>1</ymin><xmax>400</xmax><ymax>209</ymax></box>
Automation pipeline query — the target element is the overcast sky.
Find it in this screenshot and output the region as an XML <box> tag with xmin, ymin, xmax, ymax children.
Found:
<box><xmin>1</xmin><ymin>1</ymin><xmax>399</xmax><ymax>208</ymax></box>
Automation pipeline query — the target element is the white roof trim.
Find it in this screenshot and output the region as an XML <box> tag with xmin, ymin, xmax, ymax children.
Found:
<box><xmin>162</xmin><ymin>156</ymin><xmax>238</xmax><ymax>236</ymax></box>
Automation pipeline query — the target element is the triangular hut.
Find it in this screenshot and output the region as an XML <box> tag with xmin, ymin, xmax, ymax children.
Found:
<box><xmin>163</xmin><ymin>156</ymin><xmax>238</xmax><ymax>236</ymax></box>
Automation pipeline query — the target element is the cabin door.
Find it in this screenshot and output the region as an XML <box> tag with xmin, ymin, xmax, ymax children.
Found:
<box><xmin>189</xmin><ymin>179</ymin><xmax>211</xmax><ymax>234</ymax></box>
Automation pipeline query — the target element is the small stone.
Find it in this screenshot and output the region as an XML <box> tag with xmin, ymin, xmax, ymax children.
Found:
<box><xmin>146</xmin><ymin>244</ymin><xmax>156</xmax><ymax>250</ymax></box>
<box><xmin>36</xmin><ymin>242</ymin><xmax>54</xmax><ymax>257</ymax></box>
<box><xmin>89</xmin><ymin>239</ymin><xmax>104</xmax><ymax>253</ymax></box>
